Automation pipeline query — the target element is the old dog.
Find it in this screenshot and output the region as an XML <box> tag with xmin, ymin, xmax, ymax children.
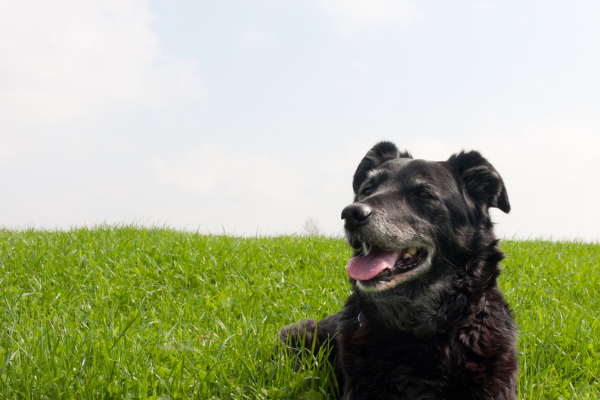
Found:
<box><xmin>281</xmin><ymin>141</ymin><xmax>518</xmax><ymax>399</ymax></box>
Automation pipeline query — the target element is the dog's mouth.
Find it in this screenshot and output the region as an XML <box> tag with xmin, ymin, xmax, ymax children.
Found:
<box><xmin>347</xmin><ymin>246</ymin><xmax>428</xmax><ymax>284</ymax></box>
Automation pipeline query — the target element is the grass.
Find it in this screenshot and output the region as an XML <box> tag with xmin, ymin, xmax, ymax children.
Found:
<box><xmin>0</xmin><ymin>226</ymin><xmax>598</xmax><ymax>399</ymax></box>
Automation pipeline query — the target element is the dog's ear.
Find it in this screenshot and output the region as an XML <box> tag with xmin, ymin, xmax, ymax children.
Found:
<box><xmin>447</xmin><ymin>150</ymin><xmax>510</xmax><ymax>213</ymax></box>
<box><xmin>353</xmin><ymin>141</ymin><xmax>412</xmax><ymax>194</ymax></box>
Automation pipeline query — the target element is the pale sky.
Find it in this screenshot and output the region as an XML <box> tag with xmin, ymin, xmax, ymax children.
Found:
<box><xmin>1</xmin><ymin>0</ymin><xmax>599</xmax><ymax>241</ymax></box>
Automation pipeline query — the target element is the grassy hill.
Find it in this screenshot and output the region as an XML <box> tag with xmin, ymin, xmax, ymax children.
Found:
<box><xmin>1</xmin><ymin>227</ymin><xmax>598</xmax><ymax>399</ymax></box>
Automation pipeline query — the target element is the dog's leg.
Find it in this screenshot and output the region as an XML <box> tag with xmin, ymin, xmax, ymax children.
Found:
<box><xmin>280</xmin><ymin>312</ymin><xmax>344</xmax><ymax>389</ymax></box>
<box><xmin>280</xmin><ymin>312</ymin><xmax>341</xmax><ymax>354</ymax></box>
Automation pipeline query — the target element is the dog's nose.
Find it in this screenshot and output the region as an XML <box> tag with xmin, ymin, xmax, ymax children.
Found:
<box><xmin>341</xmin><ymin>204</ymin><xmax>372</xmax><ymax>230</ymax></box>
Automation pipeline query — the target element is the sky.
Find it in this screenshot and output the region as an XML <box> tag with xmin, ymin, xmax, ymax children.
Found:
<box><xmin>1</xmin><ymin>0</ymin><xmax>599</xmax><ymax>241</ymax></box>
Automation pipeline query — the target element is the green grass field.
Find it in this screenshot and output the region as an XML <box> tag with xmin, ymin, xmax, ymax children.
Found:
<box><xmin>1</xmin><ymin>227</ymin><xmax>599</xmax><ymax>399</ymax></box>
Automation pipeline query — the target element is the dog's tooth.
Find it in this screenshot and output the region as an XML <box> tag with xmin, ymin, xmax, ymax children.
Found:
<box><xmin>402</xmin><ymin>247</ymin><xmax>418</xmax><ymax>260</ymax></box>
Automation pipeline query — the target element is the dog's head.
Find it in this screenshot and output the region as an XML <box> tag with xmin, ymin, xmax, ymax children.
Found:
<box><xmin>342</xmin><ymin>141</ymin><xmax>510</xmax><ymax>294</ymax></box>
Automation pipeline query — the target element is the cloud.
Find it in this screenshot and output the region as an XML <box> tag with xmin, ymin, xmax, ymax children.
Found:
<box><xmin>152</xmin><ymin>138</ymin><xmax>376</xmax><ymax>235</ymax></box>
<box><xmin>317</xmin><ymin>0</ymin><xmax>417</xmax><ymax>35</ymax></box>
<box><xmin>241</xmin><ymin>28</ymin><xmax>273</xmax><ymax>50</ymax></box>
<box><xmin>155</xmin><ymin>144</ymin><xmax>303</xmax><ymax>200</ymax></box>
<box><xmin>474</xmin><ymin>116</ymin><xmax>600</xmax><ymax>242</ymax></box>
<box><xmin>0</xmin><ymin>0</ymin><xmax>205</xmax><ymax>124</ymax></box>
<box><xmin>0</xmin><ymin>0</ymin><xmax>208</xmax><ymax>231</ymax></box>
<box><xmin>350</xmin><ymin>59</ymin><xmax>375</xmax><ymax>72</ymax></box>
<box><xmin>153</xmin><ymin>145</ymin><xmax>311</xmax><ymax>234</ymax></box>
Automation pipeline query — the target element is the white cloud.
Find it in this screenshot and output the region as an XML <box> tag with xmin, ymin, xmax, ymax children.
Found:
<box><xmin>241</xmin><ymin>28</ymin><xmax>273</xmax><ymax>50</ymax></box>
<box><xmin>0</xmin><ymin>0</ymin><xmax>205</xmax><ymax>124</ymax></box>
<box><xmin>155</xmin><ymin>144</ymin><xmax>305</xmax><ymax>200</ymax></box>
<box><xmin>152</xmin><ymin>138</ymin><xmax>376</xmax><ymax>235</ymax></box>
<box><xmin>153</xmin><ymin>144</ymin><xmax>314</xmax><ymax>234</ymax></box>
<box><xmin>350</xmin><ymin>59</ymin><xmax>375</xmax><ymax>72</ymax></box>
<box><xmin>403</xmin><ymin>137</ymin><xmax>458</xmax><ymax>161</ymax></box>
<box><xmin>317</xmin><ymin>0</ymin><xmax>417</xmax><ymax>35</ymax></box>
<box><xmin>474</xmin><ymin>116</ymin><xmax>600</xmax><ymax>242</ymax></box>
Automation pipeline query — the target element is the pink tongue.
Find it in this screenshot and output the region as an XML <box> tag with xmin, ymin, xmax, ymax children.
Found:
<box><xmin>347</xmin><ymin>248</ymin><xmax>401</xmax><ymax>281</ymax></box>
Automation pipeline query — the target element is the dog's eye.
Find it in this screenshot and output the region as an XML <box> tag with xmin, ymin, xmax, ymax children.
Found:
<box><xmin>362</xmin><ymin>187</ymin><xmax>374</xmax><ymax>196</ymax></box>
<box><xmin>417</xmin><ymin>190</ymin><xmax>433</xmax><ymax>199</ymax></box>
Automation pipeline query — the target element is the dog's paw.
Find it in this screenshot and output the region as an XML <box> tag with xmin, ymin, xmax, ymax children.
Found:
<box><xmin>280</xmin><ymin>319</ymin><xmax>318</xmax><ymax>351</ymax></box>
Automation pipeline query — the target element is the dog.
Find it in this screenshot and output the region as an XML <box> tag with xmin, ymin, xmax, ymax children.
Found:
<box><xmin>280</xmin><ymin>141</ymin><xmax>518</xmax><ymax>399</ymax></box>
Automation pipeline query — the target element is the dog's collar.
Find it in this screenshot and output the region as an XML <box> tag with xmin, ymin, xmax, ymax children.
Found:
<box><xmin>358</xmin><ymin>311</ymin><xmax>365</xmax><ymax>327</ymax></box>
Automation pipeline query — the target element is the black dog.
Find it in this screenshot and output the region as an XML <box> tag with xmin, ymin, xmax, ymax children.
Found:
<box><xmin>281</xmin><ymin>141</ymin><xmax>518</xmax><ymax>399</ymax></box>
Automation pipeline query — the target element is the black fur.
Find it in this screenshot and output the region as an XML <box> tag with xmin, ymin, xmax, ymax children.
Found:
<box><xmin>281</xmin><ymin>141</ymin><xmax>518</xmax><ymax>399</ymax></box>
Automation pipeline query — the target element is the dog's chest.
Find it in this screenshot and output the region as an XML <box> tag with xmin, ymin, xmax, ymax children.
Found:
<box><xmin>338</xmin><ymin>309</ymin><xmax>506</xmax><ymax>399</ymax></box>
<box><xmin>340</xmin><ymin>313</ymin><xmax>452</xmax><ymax>382</ymax></box>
